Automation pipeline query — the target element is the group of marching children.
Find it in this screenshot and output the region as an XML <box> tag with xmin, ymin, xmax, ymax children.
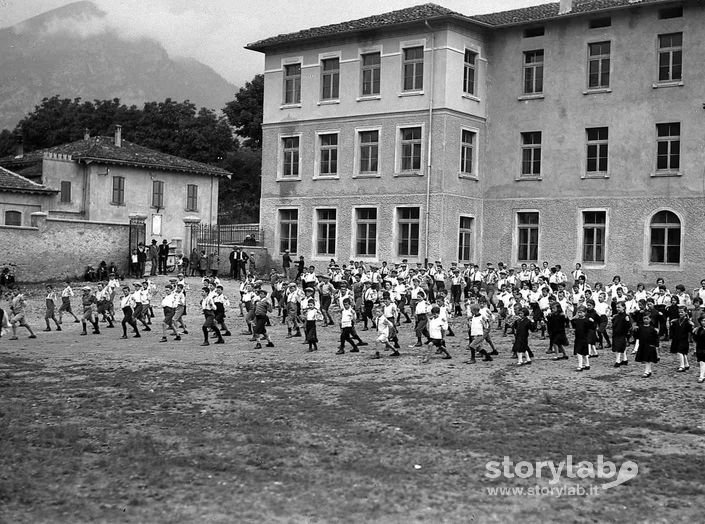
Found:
<box><xmin>6</xmin><ymin>257</ymin><xmax>705</xmax><ymax>384</ymax></box>
<box><xmin>484</xmin><ymin>270</ymin><xmax>705</xmax><ymax>382</ymax></box>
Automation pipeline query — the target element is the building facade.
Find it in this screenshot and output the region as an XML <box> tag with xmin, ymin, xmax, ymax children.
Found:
<box><xmin>1</xmin><ymin>128</ymin><xmax>230</xmax><ymax>255</ymax></box>
<box><xmin>248</xmin><ymin>0</ymin><xmax>705</xmax><ymax>285</ymax></box>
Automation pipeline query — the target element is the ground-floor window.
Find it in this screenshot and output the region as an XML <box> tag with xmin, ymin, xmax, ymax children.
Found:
<box><xmin>517</xmin><ymin>212</ymin><xmax>539</xmax><ymax>262</ymax></box>
<box><xmin>649</xmin><ymin>210</ymin><xmax>680</xmax><ymax>264</ymax></box>
<box><xmin>279</xmin><ymin>209</ymin><xmax>298</xmax><ymax>254</ymax></box>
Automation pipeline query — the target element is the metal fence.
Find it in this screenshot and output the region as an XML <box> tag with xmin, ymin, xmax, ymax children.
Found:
<box><xmin>188</xmin><ymin>223</ymin><xmax>263</xmax><ymax>255</ymax></box>
<box><xmin>216</xmin><ymin>223</ymin><xmax>263</xmax><ymax>245</ymax></box>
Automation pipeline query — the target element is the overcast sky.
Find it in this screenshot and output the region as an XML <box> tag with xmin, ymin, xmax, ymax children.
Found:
<box><xmin>0</xmin><ymin>0</ymin><xmax>548</xmax><ymax>87</ymax></box>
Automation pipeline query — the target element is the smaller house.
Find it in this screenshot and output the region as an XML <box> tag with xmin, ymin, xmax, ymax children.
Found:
<box><xmin>0</xmin><ymin>166</ymin><xmax>57</xmax><ymax>226</ymax></box>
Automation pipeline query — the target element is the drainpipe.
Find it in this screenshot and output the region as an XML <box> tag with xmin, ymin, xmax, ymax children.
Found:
<box><xmin>423</xmin><ymin>20</ymin><xmax>435</xmax><ymax>268</ymax></box>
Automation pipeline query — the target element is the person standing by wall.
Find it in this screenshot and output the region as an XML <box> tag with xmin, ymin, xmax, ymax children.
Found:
<box><xmin>229</xmin><ymin>247</ymin><xmax>238</xmax><ymax>279</ymax></box>
<box><xmin>137</xmin><ymin>243</ymin><xmax>147</xmax><ymax>278</ymax></box>
<box><xmin>149</xmin><ymin>240</ymin><xmax>159</xmax><ymax>276</ymax></box>
<box><xmin>282</xmin><ymin>250</ymin><xmax>292</xmax><ymax>281</ymax></box>
<box><xmin>158</xmin><ymin>240</ymin><xmax>170</xmax><ymax>275</ymax></box>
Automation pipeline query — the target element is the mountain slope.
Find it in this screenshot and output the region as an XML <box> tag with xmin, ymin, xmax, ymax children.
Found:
<box><xmin>0</xmin><ymin>1</ymin><xmax>236</xmax><ymax>130</ymax></box>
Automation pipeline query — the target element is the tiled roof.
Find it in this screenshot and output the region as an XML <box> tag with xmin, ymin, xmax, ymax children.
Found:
<box><xmin>470</xmin><ymin>0</ymin><xmax>674</xmax><ymax>27</ymax></box>
<box><xmin>0</xmin><ymin>166</ymin><xmax>57</xmax><ymax>194</ymax></box>
<box><xmin>45</xmin><ymin>136</ymin><xmax>231</xmax><ymax>177</ymax></box>
<box><xmin>246</xmin><ymin>0</ymin><xmax>678</xmax><ymax>50</ymax></box>
<box><xmin>0</xmin><ymin>150</ymin><xmax>45</xmax><ymax>181</ymax></box>
<box><xmin>246</xmin><ymin>3</ymin><xmax>474</xmax><ymax>51</ymax></box>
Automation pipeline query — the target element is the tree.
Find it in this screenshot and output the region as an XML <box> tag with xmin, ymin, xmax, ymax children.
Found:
<box><xmin>0</xmin><ymin>96</ymin><xmax>236</xmax><ymax>164</ymax></box>
<box><xmin>223</xmin><ymin>74</ymin><xmax>263</xmax><ymax>149</ymax></box>
<box><xmin>218</xmin><ymin>147</ymin><xmax>262</xmax><ymax>223</ymax></box>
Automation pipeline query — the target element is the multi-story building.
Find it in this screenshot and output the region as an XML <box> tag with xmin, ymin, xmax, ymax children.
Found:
<box><xmin>248</xmin><ymin>0</ymin><xmax>705</xmax><ymax>285</ymax></box>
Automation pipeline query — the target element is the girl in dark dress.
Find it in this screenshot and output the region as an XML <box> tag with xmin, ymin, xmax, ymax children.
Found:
<box><xmin>585</xmin><ymin>300</ymin><xmax>601</xmax><ymax>358</ymax></box>
<box><xmin>546</xmin><ymin>302</ymin><xmax>569</xmax><ymax>360</ymax></box>
<box><xmin>611</xmin><ymin>302</ymin><xmax>630</xmax><ymax>367</ymax></box>
<box><xmin>692</xmin><ymin>315</ymin><xmax>705</xmax><ymax>383</ymax></box>
<box><xmin>512</xmin><ymin>308</ymin><xmax>534</xmax><ymax>366</ymax></box>
<box><xmin>571</xmin><ymin>306</ymin><xmax>591</xmax><ymax>371</ymax></box>
<box><xmin>303</xmin><ymin>292</ymin><xmax>319</xmax><ymax>352</ymax></box>
<box><xmin>670</xmin><ymin>305</ymin><xmax>693</xmax><ymax>372</ymax></box>
<box><xmin>635</xmin><ymin>315</ymin><xmax>660</xmax><ymax>378</ymax></box>
<box><xmin>665</xmin><ymin>296</ymin><xmax>681</xmax><ymax>340</ymax></box>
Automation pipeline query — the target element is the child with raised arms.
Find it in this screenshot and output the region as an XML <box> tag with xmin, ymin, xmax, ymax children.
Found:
<box><xmin>43</xmin><ymin>284</ymin><xmax>61</xmax><ymax>332</ymax></box>
<box><xmin>119</xmin><ymin>285</ymin><xmax>140</xmax><ymax>339</ymax></box>
<box><xmin>372</xmin><ymin>306</ymin><xmax>399</xmax><ymax>359</ymax></box>
<box><xmin>422</xmin><ymin>305</ymin><xmax>451</xmax><ymax>363</ymax></box>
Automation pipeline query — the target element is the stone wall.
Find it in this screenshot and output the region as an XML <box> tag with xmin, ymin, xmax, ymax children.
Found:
<box><xmin>1</xmin><ymin>213</ymin><xmax>130</xmax><ymax>283</ymax></box>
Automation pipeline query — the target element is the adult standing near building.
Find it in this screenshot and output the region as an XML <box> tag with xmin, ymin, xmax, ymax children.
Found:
<box><xmin>149</xmin><ymin>240</ymin><xmax>159</xmax><ymax>276</ymax></box>
<box><xmin>137</xmin><ymin>242</ymin><xmax>147</xmax><ymax>278</ymax></box>
<box><xmin>229</xmin><ymin>247</ymin><xmax>238</xmax><ymax>279</ymax></box>
<box><xmin>189</xmin><ymin>248</ymin><xmax>199</xmax><ymax>277</ymax></box>
<box><xmin>158</xmin><ymin>239</ymin><xmax>170</xmax><ymax>275</ymax></box>
<box><xmin>282</xmin><ymin>250</ymin><xmax>292</xmax><ymax>281</ymax></box>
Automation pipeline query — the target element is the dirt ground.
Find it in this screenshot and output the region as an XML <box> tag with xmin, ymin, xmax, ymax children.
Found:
<box><xmin>1</xmin><ymin>275</ymin><xmax>705</xmax><ymax>523</ymax></box>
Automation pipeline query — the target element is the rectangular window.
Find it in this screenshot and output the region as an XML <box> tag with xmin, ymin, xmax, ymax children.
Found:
<box><xmin>586</xmin><ymin>127</ymin><xmax>609</xmax><ymax>174</ymax></box>
<box><xmin>656</xmin><ymin>123</ymin><xmax>680</xmax><ymax>171</ymax></box>
<box><xmin>186</xmin><ymin>184</ymin><xmax>198</xmax><ymax>211</ymax></box>
<box><xmin>316</xmin><ymin>209</ymin><xmax>337</xmax><ymax>256</ymax></box>
<box><xmin>319</xmin><ymin>133</ymin><xmax>338</xmax><ymax>176</ymax></box>
<box><xmin>359</xmin><ymin>130</ymin><xmax>379</xmax><ymax>174</ymax></box>
<box><xmin>279</xmin><ymin>209</ymin><xmax>298</xmax><ymax>253</ymax></box>
<box><xmin>521</xmin><ymin>132</ymin><xmax>542</xmax><ymax>177</ymax></box>
<box><xmin>400</xmin><ymin>127</ymin><xmax>422</xmax><ymax>172</ymax></box>
<box><xmin>523</xmin><ymin>50</ymin><xmax>544</xmax><ymax>94</ymax></box>
<box><xmin>517</xmin><ymin>212</ymin><xmax>539</xmax><ymax>262</ymax></box>
<box><xmin>582</xmin><ymin>211</ymin><xmax>606</xmax><ymax>263</ymax></box>
<box><xmin>658</xmin><ymin>6</ymin><xmax>683</xmax><ymax>19</ymax></box>
<box><xmin>112</xmin><ymin>176</ymin><xmax>125</xmax><ymax>205</ymax></box>
<box><xmin>460</xmin><ymin>129</ymin><xmax>476</xmax><ymax>176</ymax></box>
<box><xmin>658</xmin><ymin>33</ymin><xmax>683</xmax><ymax>82</ymax></box>
<box><xmin>152</xmin><ymin>180</ymin><xmax>164</xmax><ymax>208</ymax></box>
<box><xmin>282</xmin><ymin>136</ymin><xmax>300</xmax><ymax>177</ymax></box>
<box><xmin>397</xmin><ymin>207</ymin><xmax>420</xmax><ymax>257</ymax></box>
<box><xmin>402</xmin><ymin>46</ymin><xmax>424</xmax><ymax>91</ymax></box>
<box><xmin>589</xmin><ymin>17</ymin><xmax>611</xmax><ymax>29</ymax></box>
<box><xmin>458</xmin><ymin>217</ymin><xmax>473</xmax><ymax>262</ymax></box>
<box><xmin>5</xmin><ymin>210</ymin><xmax>21</xmax><ymax>226</ymax></box>
<box><xmin>283</xmin><ymin>63</ymin><xmax>301</xmax><ymax>104</ymax></box>
<box><xmin>361</xmin><ymin>52</ymin><xmax>381</xmax><ymax>96</ymax></box>
<box><xmin>463</xmin><ymin>50</ymin><xmax>477</xmax><ymax>96</ymax></box>
<box><xmin>588</xmin><ymin>41</ymin><xmax>611</xmax><ymax>89</ymax></box>
<box><xmin>321</xmin><ymin>57</ymin><xmax>340</xmax><ymax>100</ymax></box>
<box><xmin>60</xmin><ymin>181</ymin><xmax>71</xmax><ymax>203</ymax></box>
<box><xmin>356</xmin><ymin>208</ymin><xmax>377</xmax><ymax>256</ymax></box>
<box><xmin>523</xmin><ymin>26</ymin><xmax>545</xmax><ymax>38</ymax></box>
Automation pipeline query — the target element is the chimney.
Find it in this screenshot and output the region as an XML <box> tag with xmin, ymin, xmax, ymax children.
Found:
<box><xmin>84</xmin><ymin>128</ymin><xmax>90</xmax><ymax>140</ymax></box>
<box><xmin>114</xmin><ymin>124</ymin><xmax>122</xmax><ymax>148</ymax></box>
<box><xmin>14</xmin><ymin>137</ymin><xmax>23</xmax><ymax>159</ymax></box>
<box><xmin>559</xmin><ymin>0</ymin><xmax>573</xmax><ymax>14</ymax></box>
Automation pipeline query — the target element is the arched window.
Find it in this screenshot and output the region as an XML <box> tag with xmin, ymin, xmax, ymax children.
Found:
<box><xmin>4</xmin><ymin>210</ymin><xmax>21</xmax><ymax>226</ymax></box>
<box><xmin>650</xmin><ymin>211</ymin><xmax>680</xmax><ymax>264</ymax></box>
